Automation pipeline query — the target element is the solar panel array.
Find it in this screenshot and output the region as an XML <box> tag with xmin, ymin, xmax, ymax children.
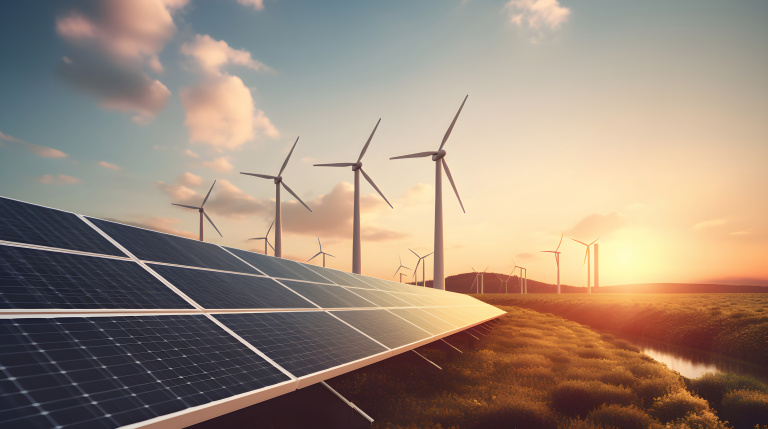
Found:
<box><xmin>0</xmin><ymin>196</ymin><xmax>505</xmax><ymax>428</ymax></box>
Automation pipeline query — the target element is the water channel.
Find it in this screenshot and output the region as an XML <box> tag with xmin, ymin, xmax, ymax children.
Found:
<box><xmin>609</xmin><ymin>332</ymin><xmax>768</xmax><ymax>382</ymax></box>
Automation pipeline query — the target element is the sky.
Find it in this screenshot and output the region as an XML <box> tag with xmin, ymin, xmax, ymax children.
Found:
<box><xmin>1</xmin><ymin>0</ymin><xmax>766</xmax><ymax>287</ymax></box>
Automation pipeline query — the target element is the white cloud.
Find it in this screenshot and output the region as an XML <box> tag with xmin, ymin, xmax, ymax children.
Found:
<box><xmin>181</xmin><ymin>34</ymin><xmax>272</xmax><ymax>77</ymax></box>
<box><xmin>1</xmin><ymin>131</ymin><xmax>69</xmax><ymax>158</ymax></box>
<box><xmin>177</xmin><ymin>172</ymin><xmax>203</xmax><ymax>186</ymax></box>
<box><xmin>157</xmin><ymin>178</ymin><xmax>267</xmax><ymax>218</ymax></box>
<box><xmin>505</xmin><ymin>0</ymin><xmax>570</xmax><ymax>30</ymax></box>
<box><xmin>566</xmin><ymin>212</ymin><xmax>627</xmax><ymax>239</ymax></box>
<box><xmin>98</xmin><ymin>161</ymin><xmax>121</xmax><ymax>171</ymax></box>
<box><xmin>237</xmin><ymin>0</ymin><xmax>264</xmax><ymax>10</ymax></box>
<box><xmin>37</xmin><ymin>174</ymin><xmax>81</xmax><ymax>185</ymax></box>
<box><xmin>183</xmin><ymin>148</ymin><xmax>200</xmax><ymax>158</ymax></box>
<box><xmin>693</xmin><ymin>219</ymin><xmax>726</xmax><ymax>230</ymax></box>
<box><xmin>201</xmin><ymin>156</ymin><xmax>235</xmax><ymax>172</ymax></box>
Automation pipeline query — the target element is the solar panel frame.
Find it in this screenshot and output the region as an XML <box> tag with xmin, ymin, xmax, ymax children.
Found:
<box><xmin>329</xmin><ymin>309</ymin><xmax>432</xmax><ymax>350</ymax></box>
<box><xmin>278</xmin><ymin>281</ymin><xmax>379</xmax><ymax>309</ymax></box>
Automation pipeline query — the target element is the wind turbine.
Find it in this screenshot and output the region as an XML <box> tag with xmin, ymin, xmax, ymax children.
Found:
<box><xmin>571</xmin><ymin>237</ymin><xmax>599</xmax><ymax>293</ymax></box>
<box><xmin>314</xmin><ymin>119</ymin><xmax>392</xmax><ymax>275</ymax></box>
<box><xmin>307</xmin><ymin>238</ymin><xmax>335</xmax><ymax>267</ymax></box>
<box><xmin>391</xmin><ymin>95</ymin><xmax>468</xmax><ymax>290</ymax></box>
<box><xmin>496</xmin><ymin>270</ymin><xmax>514</xmax><ymax>294</ymax></box>
<box><xmin>249</xmin><ymin>221</ymin><xmax>275</xmax><ymax>255</ymax></box>
<box><xmin>541</xmin><ymin>234</ymin><xmax>563</xmax><ymax>294</ymax></box>
<box><xmin>515</xmin><ymin>265</ymin><xmax>527</xmax><ymax>294</ymax></box>
<box><xmin>241</xmin><ymin>137</ymin><xmax>312</xmax><ymax>258</ymax></box>
<box><xmin>393</xmin><ymin>256</ymin><xmax>411</xmax><ymax>281</ymax></box>
<box><xmin>172</xmin><ymin>180</ymin><xmax>222</xmax><ymax>241</ymax></box>
<box><xmin>410</xmin><ymin>249</ymin><xmax>434</xmax><ymax>287</ymax></box>
<box><xmin>470</xmin><ymin>267</ymin><xmax>481</xmax><ymax>293</ymax></box>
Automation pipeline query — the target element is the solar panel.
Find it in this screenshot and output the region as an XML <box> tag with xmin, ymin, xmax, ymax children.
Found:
<box><xmin>87</xmin><ymin>218</ymin><xmax>258</xmax><ymax>274</ymax></box>
<box><xmin>215</xmin><ymin>312</ymin><xmax>387</xmax><ymax>378</ymax></box>
<box><xmin>389</xmin><ymin>308</ymin><xmax>458</xmax><ymax>335</ymax></box>
<box><xmin>301</xmin><ymin>265</ymin><xmax>375</xmax><ymax>289</ymax></box>
<box><xmin>420</xmin><ymin>307</ymin><xmax>467</xmax><ymax>327</ymax></box>
<box><xmin>344</xmin><ymin>288</ymin><xmax>414</xmax><ymax>308</ymax></box>
<box><xmin>0</xmin><ymin>315</ymin><xmax>290</xmax><ymax>428</ymax></box>
<box><xmin>225</xmin><ymin>247</ymin><xmax>333</xmax><ymax>284</ymax></box>
<box><xmin>0</xmin><ymin>197</ymin><xmax>124</xmax><ymax>257</ymax></box>
<box><xmin>330</xmin><ymin>310</ymin><xmax>432</xmax><ymax>349</ymax></box>
<box><xmin>278</xmin><ymin>280</ymin><xmax>378</xmax><ymax>309</ymax></box>
<box><xmin>0</xmin><ymin>245</ymin><xmax>192</xmax><ymax>309</ymax></box>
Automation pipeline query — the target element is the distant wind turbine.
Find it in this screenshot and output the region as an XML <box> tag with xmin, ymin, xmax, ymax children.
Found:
<box><xmin>314</xmin><ymin>119</ymin><xmax>392</xmax><ymax>275</ymax></box>
<box><xmin>496</xmin><ymin>270</ymin><xmax>514</xmax><ymax>294</ymax></box>
<box><xmin>307</xmin><ymin>238</ymin><xmax>335</xmax><ymax>267</ymax></box>
<box><xmin>470</xmin><ymin>266</ymin><xmax>489</xmax><ymax>294</ymax></box>
<box><xmin>241</xmin><ymin>137</ymin><xmax>312</xmax><ymax>258</ymax></box>
<box><xmin>393</xmin><ymin>256</ymin><xmax>411</xmax><ymax>279</ymax></box>
<box><xmin>571</xmin><ymin>237</ymin><xmax>599</xmax><ymax>293</ymax></box>
<box><xmin>410</xmin><ymin>249</ymin><xmax>434</xmax><ymax>287</ymax></box>
<box><xmin>249</xmin><ymin>221</ymin><xmax>275</xmax><ymax>255</ymax></box>
<box><xmin>470</xmin><ymin>267</ymin><xmax>481</xmax><ymax>293</ymax></box>
<box><xmin>172</xmin><ymin>180</ymin><xmax>222</xmax><ymax>242</ymax></box>
<box><xmin>391</xmin><ymin>95</ymin><xmax>468</xmax><ymax>290</ymax></box>
<box><xmin>541</xmin><ymin>234</ymin><xmax>563</xmax><ymax>294</ymax></box>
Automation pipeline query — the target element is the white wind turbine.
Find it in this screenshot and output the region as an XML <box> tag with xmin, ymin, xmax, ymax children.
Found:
<box><xmin>249</xmin><ymin>221</ymin><xmax>275</xmax><ymax>255</ymax></box>
<box><xmin>410</xmin><ymin>249</ymin><xmax>434</xmax><ymax>287</ymax></box>
<box><xmin>172</xmin><ymin>180</ymin><xmax>222</xmax><ymax>241</ymax></box>
<box><xmin>393</xmin><ymin>256</ymin><xmax>411</xmax><ymax>282</ymax></box>
<box><xmin>391</xmin><ymin>95</ymin><xmax>468</xmax><ymax>290</ymax></box>
<box><xmin>571</xmin><ymin>237</ymin><xmax>599</xmax><ymax>294</ymax></box>
<box><xmin>241</xmin><ymin>137</ymin><xmax>312</xmax><ymax>258</ymax></box>
<box><xmin>469</xmin><ymin>266</ymin><xmax>489</xmax><ymax>294</ymax></box>
<box><xmin>541</xmin><ymin>234</ymin><xmax>563</xmax><ymax>294</ymax></box>
<box><xmin>496</xmin><ymin>270</ymin><xmax>514</xmax><ymax>294</ymax></box>
<box><xmin>470</xmin><ymin>267</ymin><xmax>481</xmax><ymax>293</ymax></box>
<box><xmin>307</xmin><ymin>238</ymin><xmax>335</xmax><ymax>267</ymax></box>
<box><xmin>314</xmin><ymin>119</ymin><xmax>392</xmax><ymax>274</ymax></box>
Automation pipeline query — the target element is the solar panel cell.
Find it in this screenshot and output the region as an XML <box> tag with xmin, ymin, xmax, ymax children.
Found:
<box><xmin>331</xmin><ymin>310</ymin><xmax>432</xmax><ymax>349</ymax></box>
<box><xmin>278</xmin><ymin>280</ymin><xmax>378</xmax><ymax>308</ymax></box>
<box><xmin>344</xmin><ymin>288</ymin><xmax>414</xmax><ymax>308</ymax></box>
<box><xmin>224</xmin><ymin>248</ymin><xmax>333</xmax><ymax>284</ymax></box>
<box><xmin>300</xmin><ymin>265</ymin><xmax>375</xmax><ymax>289</ymax></box>
<box><xmin>215</xmin><ymin>312</ymin><xmax>387</xmax><ymax>378</ymax></box>
<box><xmin>149</xmin><ymin>265</ymin><xmax>315</xmax><ymax>309</ymax></box>
<box><xmin>389</xmin><ymin>308</ymin><xmax>458</xmax><ymax>335</ymax></box>
<box><xmin>87</xmin><ymin>218</ymin><xmax>258</xmax><ymax>274</ymax></box>
<box><xmin>0</xmin><ymin>245</ymin><xmax>192</xmax><ymax>309</ymax></box>
<box><xmin>0</xmin><ymin>197</ymin><xmax>124</xmax><ymax>256</ymax></box>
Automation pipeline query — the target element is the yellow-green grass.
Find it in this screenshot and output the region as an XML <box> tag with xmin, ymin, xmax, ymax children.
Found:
<box><xmin>473</xmin><ymin>294</ymin><xmax>768</xmax><ymax>365</ymax></box>
<box><xmin>326</xmin><ymin>307</ymin><xmax>743</xmax><ymax>429</ymax></box>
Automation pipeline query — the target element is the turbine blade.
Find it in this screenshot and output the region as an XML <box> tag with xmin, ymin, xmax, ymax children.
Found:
<box><xmin>402</xmin><ymin>266</ymin><xmax>410</xmax><ymax>270</ymax></box>
<box><xmin>307</xmin><ymin>252</ymin><xmax>322</xmax><ymax>262</ymax></box>
<box><xmin>590</xmin><ymin>238</ymin><xmax>600</xmax><ymax>245</ymax></box>
<box><xmin>390</xmin><ymin>151</ymin><xmax>438</xmax><ymax>160</ymax></box>
<box><xmin>556</xmin><ymin>233</ymin><xmax>563</xmax><ymax>251</ymax></box>
<box><xmin>171</xmin><ymin>203</ymin><xmax>200</xmax><ymax>210</ymax></box>
<box><xmin>438</xmin><ymin>95</ymin><xmax>468</xmax><ymax>151</ymax></box>
<box><xmin>314</xmin><ymin>163</ymin><xmax>355</xmax><ymax>167</ymax></box>
<box><xmin>393</xmin><ymin>266</ymin><xmax>401</xmax><ymax>277</ymax></box>
<box><xmin>425</xmin><ymin>252</ymin><xmax>434</xmax><ymax>258</ymax></box>
<box><xmin>360</xmin><ymin>168</ymin><xmax>393</xmax><ymax>208</ymax></box>
<box><xmin>241</xmin><ymin>172</ymin><xmax>277</xmax><ymax>180</ymax></box>
<box><xmin>326</xmin><ymin>254</ymin><xmax>336</xmax><ymax>258</ymax></box>
<box><xmin>203</xmin><ymin>212</ymin><xmax>223</xmax><ymax>237</ymax></box>
<box><xmin>409</xmin><ymin>248</ymin><xmax>420</xmax><ymax>258</ymax></box>
<box><xmin>414</xmin><ymin>258</ymin><xmax>421</xmax><ymax>273</ymax></box>
<box><xmin>266</xmin><ymin>220</ymin><xmax>274</xmax><ymax>235</ymax></box>
<box><xmin>279</xmin><ymin>136</ymin><xmax>300</xmax><ymax>177</ymax></box>
<box><xmin>442</xmin><ymin>159</ymin><xmax>465</xmax><ymax>213</ymax></box>
<box><xmin>281</xmin><ymin>182</ymin><xmax>312</xmax><ymax>212</ymax></box>
<box><xmin>496</xmin><ymin>274</ymin><xmax>502</xmax><ymax>281</ymax></box>
<box><xmin>584</xmin><ymin>248</ymin><xmax>589</xmax><ymax>265</ymax></box>
<box><xmin>267</xmin><ymin>240</ymin><xmax>275</xmax><ymax>251</ymax></box>
<box><xmin>249</xmin><ymin>237</ymin><xmax>267</xmax><ymax>240</ymax></box>
<box><xmin>357</xmin><ymin>118</ymin><xmax>381</xmax><ymax>163</ymax></box>
<box><xmin>201</xmin><ymin>180</ymin><xmax>216</xmax><ymax>207</ymax></box>
<box><xmin>571</xmin><ymin>238</ymin><xmax>588</xmax><ymax>246</ymax></box>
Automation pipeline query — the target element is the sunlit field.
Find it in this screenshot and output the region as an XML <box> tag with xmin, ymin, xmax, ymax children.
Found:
<box><xmin>327</xmin><ymin>307</ymin><xmax>768</xmax><ymax>429</ymax></box>
<box><xmin>473</xmin><ymin>294</ymin><xmax>768</xmax><ymax>365</ymax></box>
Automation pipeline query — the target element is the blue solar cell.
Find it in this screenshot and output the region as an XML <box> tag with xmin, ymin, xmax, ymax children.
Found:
<box><xmin>0</xmin><ymin>316</ymin><xmax>290</xmax><ymax>428</ymax></box>
<box><xmin>0</xmin><ymin>245</ymin><xmax>192</xmax><ymax>309</ymax></box>
<box><xmin>224</xmin><ymin>247</ymin><xmax>332</xmax><ymax>284</ymax></box>
<box><xmin>389</xmin><ymin>308</ymin><xmax>457</xmax><ymax>335</ymax></box>
<box><xmin>299</xmin><ymin>265</ymin><xmax>375</xmax><ymax>289</ymax></box>
<box><xmin>330</xmin><ymin>310</ymin><xmax>432</xmax><ymax>349</ymax></box>
<box><xmin>278</xmin><ymin>281</ymin><xmax>378</xmax><ymax>309</ymax></box>
<box><xmin>87</xmin><ymin>218</ymin><xmax>258</xmax><ymax>274</ymax></box>
<box><xmin>149</xmin><ymin>265</ymin><xmax>315</xmax><ymax>309</ymax></box>
<box><xmin>344</xmin><ymin>288</ymin><xmax>414</xmax><ymax>308</ymax></box>
<box><xmin>215</xmin><ymin>312</ymin><xmax>387</xmax><ymax>378</ymax></box>
<box><xmin>0</xmin><ymin>197</ymin><xmax>124</xmax><ymax>256</ymax></box>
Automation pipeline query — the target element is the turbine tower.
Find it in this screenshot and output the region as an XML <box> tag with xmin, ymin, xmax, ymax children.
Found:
<box><xmin>172</xmin><ymin>180</ymin><xmax>222</xmax><ymax>241</ymax></box>
<box><xmin>314</xmin><ymin>119</ymin><xmax>393</xmax><ymax>275</ymax></box>
<box><xmin>307</xmin><ymin>238</ymin><xmax>335</xmax><ymax>267</ymax></box>
<box><xmin>393</xmin><ymin>256</ymin><xmax>411</xmax><ymax>281</ymax></box>
<box><xmin>391</xmin><ymin>95</ymin><xmax>468</xmax><ymax>290</ymax></box>
<box><xmin>541</xmin><ymin>234</ymin><xmax>563</xmax><ymax>294</ymax></box>
<box><xmin>249</xmin><ymin>221</ymin><xmax>275</xmax><ymax>255</ymax></box>
<box><xmin>470</xmin><ymin>267</ymin><xmax>481</xmax><ymax>293</ymax></box>
<box><xmin>571</xmin><ymin>237</ymin><xmax>599</xmax><ymax>293</ymax></box>
<box><xmin>241</xmin><ymin>137</ymin><xmax>312</xmax><ymax>258</ymax></box>
<box><xmin>410</xmin><ymin>249</ymin><xmax>434</xmax><ymax>287</ymax></box>
<box><xmin>594</xmin><ymin>243</ymin><xmax>599</xmax><ymax>292</ymax></box>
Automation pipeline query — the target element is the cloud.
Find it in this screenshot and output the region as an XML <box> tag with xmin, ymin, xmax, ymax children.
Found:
<box><xmin>180</xmin><ymin>75</ymin><xmax>278</xmax><ymax>150</ymax></box>
<box><xmin>693</xmin><ymin>219</ymin><xmax>726</xmax><ymax>230</ymax></box>
<box><xmin>201</xmin><ymin>156</ymin><xmax>234</xmax><ymax>172</ymax></box>
<box><xmin>181</xmin><ymin>34</ymin><xmax>272</xmax><ymax>77</ymax></box>
<box><xmin>399</xmin><ymin>183</ymin><xmax>433</xmax><ymax>204</ymax></box>
<box><xmin>55</xmin><ymin>0</ymin><xmax>187</xmax><ymax>123</ymax></box>
<box><xmin>505</xmin><ymin>0</ymin><xmax>570</xmax><ymax>30</ymax></box>
<box><xmin>183</xmin><ymin>148</ymin><xmax>199</xmax><ymax>158</ymax></box>
<box><xmin>177</xmin><ymin>172</ymin><xmax>203</xmax><ymax>186</ymax></box>
<box><xmin>104</xmin><ymin>216</ymin><xmax>196</xmax><ymax>240</ymax></box>
<box><xmin>0</xmin><ymin>131</ymin><xmax>69</xmax><ymax>158</ymax></box>
<box><xmin>157</xmin><ymin>178</ymin><xmax>267</xmax><ymax>218</ymax></box>
<box><xmin>237</xmin><ymin>0</ymin><xmax>264</xmax><ymax>10</ymax></box>
<box><xmin>515</xmin><ymin>252</ymin><xmax>536</xmax><ymax>262</ymax></box>
<box><xmin>566</xmin><ymin>212</ymin><xmax>627</xmax><ymax>239</ymax></box>
<box><xmin>155</xmin><ymin>181</ymin><xmax>198</xmax><ymax>203</ymax></box>
<box><xmin>37</xmin><ymin>174</ymin><xmax>82</xmax><ymax>185</ymax></box>
<box><xmin>729</xmin><ymin>230</ymin><xmax>751</xmax><ymax>236</ymax></box>
<box><xmin>282</xmin><ymin>182</ymin><xmax>407</xmax><ymax>242</ymax></box>
<box><xmin>98</xmin><ymin>161</ymin><xmax>121</xmax><ymax>171</ymax></box>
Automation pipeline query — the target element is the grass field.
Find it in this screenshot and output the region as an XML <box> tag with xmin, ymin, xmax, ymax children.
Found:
<box><xmin>472</xmin><ymin>294</ymin><xmax>768</xmax><ymax>366</ymax></box>
<box><xmin>327</xmin><ymin>306</ymin><xmax>768</xmax><ymax>429</ymax></box>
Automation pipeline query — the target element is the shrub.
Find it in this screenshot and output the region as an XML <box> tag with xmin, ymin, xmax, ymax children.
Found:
<box><xmin>648</xmin><ymin>390</ymin><xmax>709</xmax><ymax>423</ymax></box>
<box><xmin>635</xmin><ymin>378</ymin><xmax>678</xmax><ymax>408</ymax></box>
<box><xmin>587</xmin><ymin>404</ymin><xmax>660</xmax><ymax>429</ymax></box>
<box><xmin>598</xmin><ymin>368</ymin><xmax>637</xmax><ymax>387</ymax></box>
<box><xmin>689</xmin><ymin>372</ymin><xmax>768</xmax><ymax>408</ymax></box>
<box><xmin>609</xmin><ymin>339</ymin><xmax>641</xmax><ymax>353</ymax></box>
<box><xmin>576</xmin><ymin>348</ymin><xmax>611</xmax><ymax>360</ymax></box>
<box><xmin>720</xmin><ymin>389</ymin><xmax>768</xmax><ymax>429</ymax></box>
<box><xmin>667</xmin><ymin>410</ymin><xmax>728</xmax><ymax>429</ymax></box>
<box><xmin>475</xmin><ymin>398</ymin><xmax>558</xmax><ymax>429</ymax></box>
<box><xmin>550</xmin><ymin>380</ymin><xmax>637</xmax><ymax>417</ymax></box>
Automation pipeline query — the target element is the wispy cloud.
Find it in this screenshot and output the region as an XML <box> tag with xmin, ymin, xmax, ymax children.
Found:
<box><xmin>566</xmin><ymin>212</ymin><xmax>627</xmax><ymax>239</ymax></box>
<box><xmin>181</xmin><ymin>34</ymin><xmax>273</xmax><ymax>77</ymax></box>
<box><xmin>693</xmin><ymin>219</ymin><xmax>726</xmax><ymax>230</ymax></box>
<box><xmin>37</xmin><ymin>174</ymin><xmax>81</xmax><ymax>185</ymax></box>
<box><xmin>505</xmin><ymin>0</ymin><xmax>571</xmax><ymax>30</ymax></box>
<box><xmin>1</xmin><ymin>131</ymin><xmax>68</xmax><ymax>158</ymax></box>
<box><xmin>177</xmin><ymin>172</ymin><xmax>203</xmax><ymax>186</ymax></box>
<box><xmin>729</xmin><ymin>230</ymin><xmax>752</xmax><ymax>236</ymax></box>
<box><xmin>183</xmin><ymin>148</ymin><xmax>200</xmax><ymax>158</ymax></box>
<box><xmin>157</xmin><ymin>178</ymin><xmax>267</xmax><ymax>218</ymax></box>
<box><xmin>236</xmin><ymin>0</ymin><xmax>264</xmax><ymax>10</ymax></box>
<box><xmin>98</xmin><ymin>161</ymin><xmax>121</xmax><ymax>171</ymax></box>
<box><xmin>200</xmin><ymin>156</ymin><xmax>234</xmax><ymax>172</ymax></box>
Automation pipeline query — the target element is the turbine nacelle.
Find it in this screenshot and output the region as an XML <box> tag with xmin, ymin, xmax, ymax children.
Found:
<box><xmin>431</xmin><ymin>150</ymin><xmax>447</xmax><ymax>161</ymax></box>
<box><xmin>352</xmin><ymin>162</ymin><xmax>363</xmax><ymax>171</ymax></box>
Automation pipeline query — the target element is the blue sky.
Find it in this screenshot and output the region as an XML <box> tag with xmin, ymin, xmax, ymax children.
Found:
<box><xmin>1</xmin><ymin>0</ymin><xmax>766</xmax><ymax>285</ymax></box>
